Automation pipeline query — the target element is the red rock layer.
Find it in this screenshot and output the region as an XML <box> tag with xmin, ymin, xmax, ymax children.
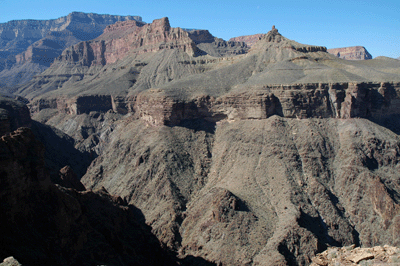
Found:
<box><xmin>328</xmin><ymin>46</ymin><xmax>372</xmax><ymax>60</ymax></box>
<box><xmin>55</xmin><ymin>17</ymin><xmax>198</xmax><ymax>67</ymax></box>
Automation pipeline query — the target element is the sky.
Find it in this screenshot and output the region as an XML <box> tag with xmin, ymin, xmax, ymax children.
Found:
<box><xmin>1</xmin><ymin>0</ymin><xmax>399</xmax><ymax>58</ymax></box>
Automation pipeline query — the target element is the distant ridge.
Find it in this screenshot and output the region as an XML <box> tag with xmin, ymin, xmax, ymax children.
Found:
<box><xmin>0</xmin><ymin>12</ymin><xmax>142</xmax><ymax>89</ymax></box>
<box><xmin>229</xmin><ymin>33</ymin><xmax>265</xmax><ymax>48</ymax></box>
<box><xmin>327</xmin><ymin>46</ymin><xmax>372</xmax><ymax>60</ymax></box>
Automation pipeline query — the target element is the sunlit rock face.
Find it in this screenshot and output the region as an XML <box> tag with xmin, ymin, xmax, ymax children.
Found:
<box><xmin>327</xmin><ymin>46</ymin><xmax>373</xmax><ymax>60</ymax></box>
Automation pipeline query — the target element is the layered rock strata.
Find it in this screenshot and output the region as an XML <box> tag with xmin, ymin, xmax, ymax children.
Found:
<box><xmin>229</xmin><ymin>33</ymin><xmax>265</xmax><ymax>48</ymax></box>
<box><xmin>55</xmin><ymin>18</ymin><xmax>198</xmax><ymax>67</ymax></box>
<box><xmin>28</xmin><ymin>82</ymin><xmax>400</xmax><ymax>127</ymax></box>
<box><xmin>327</xmin><ymin>46</ymin><xmax>373</xmax><ymax>60</ymax></box>
<box><xmin>0</xmin><ymin>12</ymin><xmax>142</xmax><ymax>88</ymax></box>
<box><xmin>186</xmin><ymin>29</ymin><xmax>249</xmax><ymax>56</ymax></box>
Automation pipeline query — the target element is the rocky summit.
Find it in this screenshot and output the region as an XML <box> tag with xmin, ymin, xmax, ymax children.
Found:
<box><xmin>1</xmin><ymin>16</ymin><xmax>400</xmax><ymax>266</ymax></box>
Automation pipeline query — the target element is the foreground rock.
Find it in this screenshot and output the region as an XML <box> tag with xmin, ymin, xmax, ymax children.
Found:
<box><xmin>0</xmin><ymin>96</ymin><xmax>31</xmax><ymax>136</ymax></box>
<box><xmin>0</xmin><ymin>257</ymin><xmax>22</xmax><ymax>266</ymax></box>
<box><xmin>0</xmin><ymin>127</ymin><xmax>175</xmax><ymax>265</ymax></box>
<box><xmin>311</xmin><ymin>245</ymin><xmax>400</xmax><ymax>265</ymax></box>
<box><xmin>327</xmin><ymin>46</ymin><xmax>373</xmax><ymax>60</ymax></box>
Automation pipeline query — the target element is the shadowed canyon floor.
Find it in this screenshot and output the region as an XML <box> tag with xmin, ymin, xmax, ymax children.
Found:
<box><xmin>1</xmin><ymin>15</ymin><xmax>400</xmax><ymax>266</ymax></box>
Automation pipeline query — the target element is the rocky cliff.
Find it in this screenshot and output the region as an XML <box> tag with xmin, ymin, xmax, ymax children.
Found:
<box><xmin>327</xmin><ymin>46</ymin><xmax>373</xmax><ymax>60</ymax></box>
<box><xmin>124</xmin><ymin>81</ymin><xmax>400</xmax><ymax>127</ymax></box>
<box><xmin>0</xmin><ymin>127</ymin><xmax>176</xmax><ymax>266</ymax></box>
<box><xmin>81</xmin><ymin>114</ymin><xmax>400</xmax><ymax>265</ymax></box>
<box><xmin>0</xmin><ymin>12</ymin><xmax>142</xmax><ymax>89</ymax></box>
<box><xmin>54</xmin><ymin>17</ymin><xmax>199</xmax><ymax>68</ymax></box>
<box><xmin>0</xmin><ymin>96</ymin><xmax>31</xmax><ymax>136</ymax></box>
<box><xmin>186</xmin><ymin>29</ymin><xmax>249</xmax><ymax>56</ymax></box>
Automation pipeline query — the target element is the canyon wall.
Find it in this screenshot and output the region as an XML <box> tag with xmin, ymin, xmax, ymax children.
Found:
<box><xmin>29</xmin><ymin>82</ymin><xmax>400</xmax><ymax>128</ymax></box>
<box><xmin>0</xmin><ymin>12</ymin><xmax>142</xmax><ymax>88</ymax></box>
<box><xmin>55</xmin><ymin>18</ymin><xmax>199</xmax><ymax>67</ymax></box>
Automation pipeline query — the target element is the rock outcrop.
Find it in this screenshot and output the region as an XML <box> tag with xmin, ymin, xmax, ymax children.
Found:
<box><xmin>0</xmin><ymin>257</ymin><xmax>22</xmax><ymax>266</ymax></box>
<box><xmin>186</xmin><ymin>29</ymin><xmax>249</xmax><ymax>56</ymax></box>
<box><xmin>229</xmin><ymin>33</ymin><xmax>265</xmax><ymax>48</ymax></box>
<box><xmin>0</xmin><ymin>96</ymin><xmax>31</xmax><ymax>136</ymax></box>
<box><xmin>0</xmin><ymin>127</ymin><xmax>176</xmax><ymax>266</ymax></box>
<box><xmin>58</xmin><ymin>165</ymin><xmax>86</xmax><ymax>191</ymax></box>
<box><xmin>327</xmin><ymin>46</ymin><xmax>373</xmax><ymax>60</ymax></box>
<box><xmin>54</xmin><ymin>17</ymin><xmax>246</xmax><ymax>68</ymax></box>
<box><xmin>57</xmin><ymin>17</ymin><xmax>196</xmax><ymax>66</ymax></box>
<box><xmin>125</xmin><ymin>81</ymin><xmax>400</xmax><ymax>127</ymax></box>
<box><xmin>26</xmin><ymin>81</ymin><xmax>400</xmax><ymax>129</ymax></box>
<box><xmin>310</xmin><ymin>245</ymin><xmax>400</xmax><ymax>265</ymax></box>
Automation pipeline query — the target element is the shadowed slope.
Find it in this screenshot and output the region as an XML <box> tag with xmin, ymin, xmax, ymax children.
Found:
<box><xmin>80</xmin><ymin>115</ymin><xmax>400</xmax><ymax>265</ymax></box>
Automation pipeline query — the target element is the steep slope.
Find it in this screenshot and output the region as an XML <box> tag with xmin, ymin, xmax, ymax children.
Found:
<box><xmin>0</xmin><ymin>12</ymin><xmax>142</xmax><ymax>89</ymax></box>
<box><xmin>0</xmin><ymin>96</ymin><xmax>92</xmax><ymax>184</ymax></box>
<box><xmin>0</xmin><ymin>127</ymin><xmax>176</xmax><ymax>266</ymax></box>
<box><xmin>81</xmin><ymin>115</ymin><xmax>400</xmax><ymax>265</ymax></box>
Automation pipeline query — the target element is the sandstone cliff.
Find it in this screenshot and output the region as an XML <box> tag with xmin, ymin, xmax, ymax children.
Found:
<box><xmin>327</xmin><ymin>46</ymin><xmax>373</xmax><ymax>60</ymax></box>
<box><xmin>54</xmin><ymin>17</ymin><xmax>198</xmax><ymax>68</ymax></box>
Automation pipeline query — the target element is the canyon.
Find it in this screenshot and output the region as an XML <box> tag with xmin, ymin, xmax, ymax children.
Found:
<box><xmin>1</xmin><ymin>14</ymin><xmax>400</xmax><ymax>266</ymax></box>
<box><xmin>0</xmin><ymin>12</ymin><xmax>142</xmax><ymax>89</ymax></box>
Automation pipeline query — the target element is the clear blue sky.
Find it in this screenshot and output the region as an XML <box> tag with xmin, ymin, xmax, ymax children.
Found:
<box><xmin>1</xmin><ymin>0</ymin><xmax>399</xmax><ymax>58</ymax></box>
